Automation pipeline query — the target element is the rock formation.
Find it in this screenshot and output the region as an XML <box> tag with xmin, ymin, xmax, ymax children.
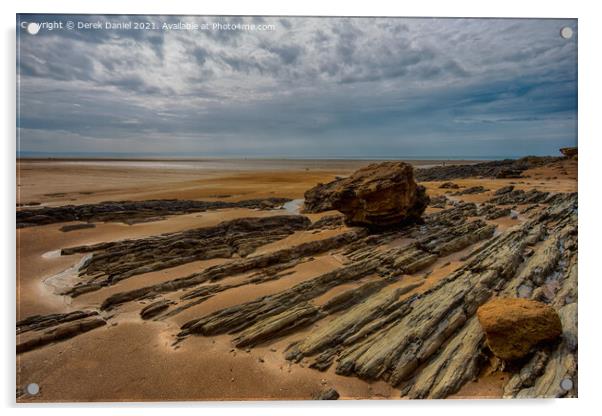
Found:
<box><xmin>560</xmin><ymin>147</ymin><xmax>577</xmax><ymax>158</ymax></box>
<box><xmin>314</xmin><ymin>388</ymin><xmax>340</xmax><ymax>400</ymax></box>
<box><xmin>17</xmin><ymin>197</ymin><xmax>291</xmax><ymax>228</ymax></box>
<box><xmin>414</xmin><ymin>156</ymin><xmax>560</xmax><ymax>182</ymax></box>
<box><xmin>452</xmin><ymin>186</ymin><xmax>489</xmax><ymax>196</ymax></box>
<box><xmin>167</xmin><ymin>191</ymin><xmax>576</xmax><ymax>398</ymax></box>
<box><xmin>439</xmin><ymin>182</ymin><xmax>459</xmax><ymax>189</ymax></box>
<box><xmin>17</xmin><ymin>310</ymin><xmax>106</xmax><ymax>354</ymax></box>
<box><xmin>303</xmin><ymin>179</ymin><xmax>343</xmax><ymax>213</ymax></box>
<box><xmin>429</xmin><ymin>195</ymin><xmax>448</xmax><ymax>208</ymax></box>
<box><xmin>62</xmin><ymin>215</ymin><xmax>311</xmax><ymax>296</ymax></box>
<box><xmin>494</xmin><ymin>185</ymin><xmax>515</xmax><ymax>195</ymax></box>
<box><xmin>477</xmin><ymin>298</ymin><xmax>563</xmax><ymax>361</ymax></box>
<box><xmin>304</xmin><ymin>161</ymin><xmax>428</xmax><ymax>227</ymax></box>
<box><xmin>101</xmin><ymin>228</ymin><xmax>368</xmax><ymax>311</ymax></box>
<box><xmin>140</xmin><ymin>300</ymin><xmax>173</xmax><ymax>320</ymax></box>
<box><xmin>59</xmin><ymin>223</ymin><xmax>96</xmax><ymax>232</ymax></box>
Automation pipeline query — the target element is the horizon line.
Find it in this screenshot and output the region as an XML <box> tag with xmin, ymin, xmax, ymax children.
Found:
<box><xmin>16</xmin><ymin>152</ymin><xmax>566</xmax><ymax>161</ymax></box>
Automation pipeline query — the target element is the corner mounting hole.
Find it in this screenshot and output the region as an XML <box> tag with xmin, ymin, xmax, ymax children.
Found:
<box><xmin>26</xmin><ymin>383</ymin><xmax>39</xmax><ymax>395</ymax></box>
<box><xmin>560</xmin><ymin>378</ymin><xmax>573</xmax><ymax>391</ymax></box>
<box><xmin>560</xmin><ymin>27</ymin><xmax>573</xmax><ymax>40</ymax></box>
<box><xmin>26</xmin><ymin>22</ymin><xmax>40</xmax><ymax>35</ymax></box>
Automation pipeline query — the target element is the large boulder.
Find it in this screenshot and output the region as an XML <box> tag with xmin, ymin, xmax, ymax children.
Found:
<box><xmin>477</xmin><ymin>298</ymin><xmax>562</xmax><ymax>361</ymax></box>
<box><xmin>303</xmin><ymin>161</ymin><xmax>428</xmax><ymax>227</ymax></box>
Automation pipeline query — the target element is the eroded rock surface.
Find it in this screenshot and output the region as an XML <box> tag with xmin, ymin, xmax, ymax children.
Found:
<box><xmin>487</xmin><ymin>189</ymin><xmax>550</xmax><ymax>205</ymax></box>
<box><xmin>170</xmin><ymin>192</ymin><xmax>577</xmax><ymax>399</ymax></box>
<box><xmin>414</xmin><ymin>156</ymin><xmax>560</xmax><ymax>182</ymax></box>
<box><xmin>304</xmin><ymin>161</ymin><xmax>428</xmax><ymax>227</ymax></box>
<box><xmin>63</xmin><ymin>215</ymin><xmax>310</xmax><ymax>296</ymax></box>
<box><xmin>59</xmin><ymin>223</ymin><xmax>96</xmax><ymax>232</ymax></box>
<box><xmin>477</xmin><ymin>298</ymin><xmax>562</xmax><ymax>361</ymax></box>
<box><xmin>560</xmin><ymin>147</ymin><xmax>577</xmax><ymax>158</ymax></box>
<box><xmin>314</xmin><ymin>388</ymin><xmax>340</xmax><ymax>400</ymax></box>
<box><xmin>140</xmin><ymin>300</ymin><xmax>173</xmax><ymax>320</ymax></box>
<box><xmin>452</xmin><ymin>185</ymin><xmax>489</xmax><ymax>196</ymax></box>
<box><xmin>439</xmin><ymin>182</ymin><xmax>459</xmax><ymax>189</ymax></box>
<box><xmin>101</xmin><ymin>228</ymin><xmax>368</xmax><ymax>311</ymax></box>
<box><xmin>17</xmin><ymin>311</ymin><xmax>106</xmax><ymax>354</ymax></box>
<box><xmin>17</xmin><ymin>197</ymin><xmax>291</xmax><ymax>228</ymax></box>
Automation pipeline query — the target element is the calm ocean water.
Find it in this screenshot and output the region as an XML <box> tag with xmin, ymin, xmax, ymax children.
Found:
<box><xmin>18</xmin><ymin>151</ymin><xmax>522</xmax><ymax>161</ymax></box>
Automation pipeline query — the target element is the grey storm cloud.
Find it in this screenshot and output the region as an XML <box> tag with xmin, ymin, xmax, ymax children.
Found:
<box><xmin>16</xmin><ymin>15</ymin><xmax>577</xmax><ymax>157</ymax></box>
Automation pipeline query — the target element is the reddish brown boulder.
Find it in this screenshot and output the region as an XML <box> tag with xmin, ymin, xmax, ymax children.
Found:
<box><xmin>477</xmin><ymin>297</ymin><xmax>562</xmax><ymax>361</ymax></box>
<box><xmin>304</xmin><ymin>161</ymin><xmax>428</xmax><ymax>227</ymax></box>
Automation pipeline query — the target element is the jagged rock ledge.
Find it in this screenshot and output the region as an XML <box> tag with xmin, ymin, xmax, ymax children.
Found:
<box><xmin>17</xmin><ymin>310</ymin><xmax>106</xmax><ymax>354</ymax></box>
<box><xmin>172</xmin><ymin>192</ymin><xmax>576</xmax><ymax>399</ymax></box>
<box><xmin>414</xmin><ymin>156</ymin><xmax>561</xmax><ymax>182</ymax></box>
<box><xmin>17</xmin><ymin>197</ymin><xmax>291</xmax><ymax>228</ymax></box>
<box><xmin>62</xmin><ymin>215</ymin><xmax>310</xmax><ymax>296</ymax></box>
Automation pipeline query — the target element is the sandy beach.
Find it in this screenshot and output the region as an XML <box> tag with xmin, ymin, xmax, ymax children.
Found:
<box><xmin>16</xmin><ymin>157</ymin><xmax>577</xmax><ymax>401</ymax></box>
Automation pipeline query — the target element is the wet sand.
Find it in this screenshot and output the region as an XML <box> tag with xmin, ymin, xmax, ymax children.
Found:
<box><xmin>16</xmin><ymin>158</ymin><xmax>478</xmax><ymax>206</ymax></box>
<box><xmin>16</xmin><ymin>158</ymin><xmax>577</xmax><ymax>402</ymax></box>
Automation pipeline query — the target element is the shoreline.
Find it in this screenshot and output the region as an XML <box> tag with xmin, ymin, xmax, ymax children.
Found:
<box><xmin>16</xmin><ymin>158</ymin><xmax>483</xmax><ymax>169</ymax></box>
<box><xmin>16</xmin><ymin>156</ymin><xmax>518</xmax><ymax>161</ymax></box>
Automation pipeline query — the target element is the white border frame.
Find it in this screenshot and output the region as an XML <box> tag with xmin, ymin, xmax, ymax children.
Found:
<box><xmin>3</xmin><ymin>1</ymin><xmax>600</xmax><ymax>415</ymax></box>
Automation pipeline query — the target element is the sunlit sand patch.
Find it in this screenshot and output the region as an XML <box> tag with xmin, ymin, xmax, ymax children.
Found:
<box><xmin>449</xmin><ymin>368</ymin><xmax>511</xmax><ymax>399</ymax></box>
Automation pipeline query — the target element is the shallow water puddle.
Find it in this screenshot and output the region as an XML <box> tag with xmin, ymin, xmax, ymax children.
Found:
<box><xmin>283</xmin><ymin>199</ymin><xmax>304</xmax><ymax>214</ymax></box>
<box><xmin>43</xmin><ymin>254</ymin><xmax>92</xmax><ymax>295</ymax></box>
<box><xmin>41</xmin><ymin>249</ymin><xmax>61</xmax><ymax>259</ymax></box>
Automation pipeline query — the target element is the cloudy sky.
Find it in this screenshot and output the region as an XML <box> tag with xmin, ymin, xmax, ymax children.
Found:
<box><xmin>17</xmin><ymin>15</ymin><xmax>577</xmax><ymax>158</ymax></box>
